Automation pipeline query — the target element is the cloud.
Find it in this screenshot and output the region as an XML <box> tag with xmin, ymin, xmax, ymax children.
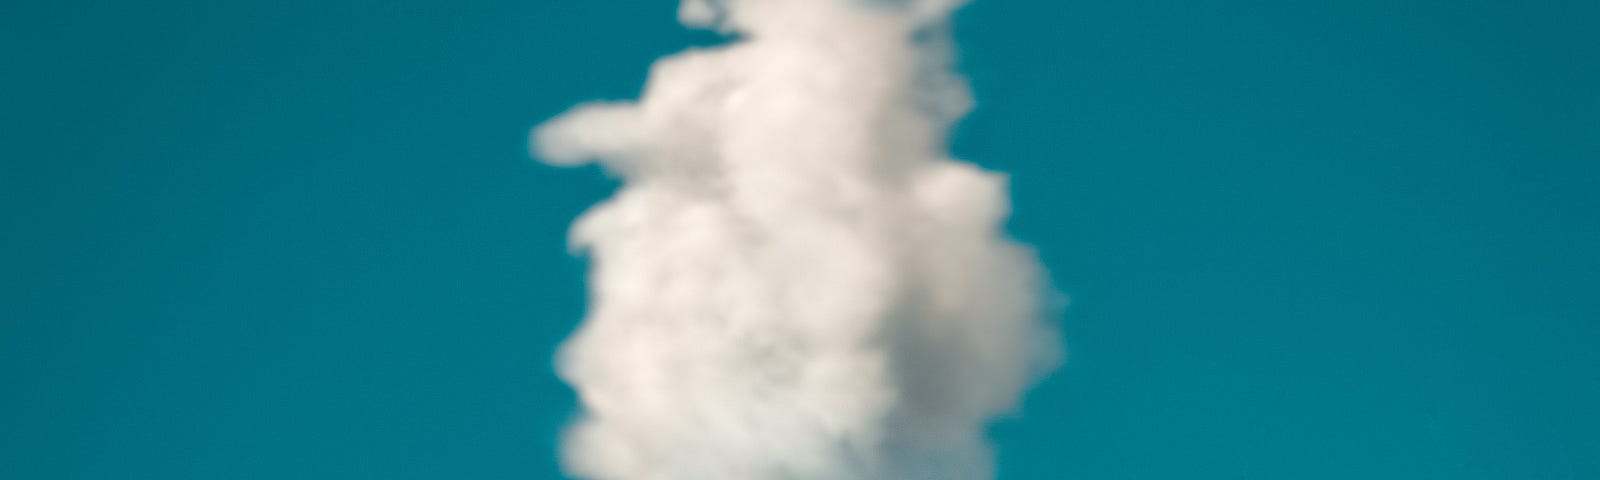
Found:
<box><xmin>533</xmin><ymin>1</ymin><xmax>1059</xmax><ymax>478</ymax></box>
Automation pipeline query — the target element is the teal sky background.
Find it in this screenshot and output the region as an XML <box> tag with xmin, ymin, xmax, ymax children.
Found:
<box><xmin>3</xmin><ymin>0</ymin><xmax>1596</xmax><ymax>478</ymax></box>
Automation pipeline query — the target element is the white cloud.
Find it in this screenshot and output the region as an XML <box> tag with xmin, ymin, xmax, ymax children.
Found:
<box><xmin>533</xmin><ymin>1</ymin><xmax>1059</xmax><ymax>478</ymax></box>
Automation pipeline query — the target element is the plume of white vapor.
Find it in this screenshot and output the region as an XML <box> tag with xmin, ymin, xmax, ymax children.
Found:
<box><xmin>532</xmin><ymin>1</ymin><xmax>1059</xmax><ymax>478</ymax></box>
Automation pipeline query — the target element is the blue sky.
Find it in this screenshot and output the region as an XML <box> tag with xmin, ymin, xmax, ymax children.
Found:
<box><xmin>3</xmin><ymin>0</ymin><xmax>1597</xmax><ymax>478</ymax></box>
